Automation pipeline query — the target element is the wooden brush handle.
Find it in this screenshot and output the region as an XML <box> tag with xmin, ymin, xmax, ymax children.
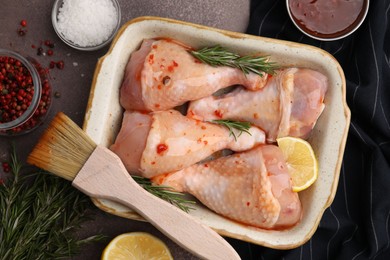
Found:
<box><xmin>73</xmin><ymin>146</ymin><xmax>240</xmax><ymax>260</ymax></box>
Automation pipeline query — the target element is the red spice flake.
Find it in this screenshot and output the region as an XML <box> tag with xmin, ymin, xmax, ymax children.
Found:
<box><xmin>188</xmin><ymin>110</ymin><xmax>195</xmax><ymax>117</ymax></box>
<box><xmin>20</xmin><ymin>20</ymin><xmax>27</xmax><ymax>27</ymax></box>
<box><xmin>152</xmin><ymin>45</ymin><xmax>157</xmax><ymax>49</ymax></box>
<box><xmin>154</xmin><ymin>104</ymin><xmax>160</xmax><ymax>108</ymax></box>
<box><xmin>203</xmin><ymin>140</ymin><xmax>208</xmax><ymax>145</ymax></box>
<box><xmin>194</xmin><ymin>59</ymin><xmax>202</xmax><ymax>64</ymax></box>
<box><xmin>154</xmin><ymin>173</ymin><xmax>169</xmax><ymax>185</ymax></box>
<box><xmin>151</xmin><ymin>161</ymin><xmax>156</xmax><ymax>165</ymax></box>
<box><xmin>204</xmin><ymin>164</ymin><xmax>209</xmax><ymax>168</ymax></box>
<box><xmin>214</xmin><ymin>110</ymin><xmax>223</xmax><ymax>118</ymax></box>
<box><xmin>156</xmin><ymin>143</ymin><xmax>168</xmax><ymax>154</ymax></box>
<box><xmin>201</xmin><ymin>125</ymin><xmax>206</xmax><ymax>130</ymax></box>
<box><xmin>166</xmin><ymin>60</ymin><xmax>179</xmax><ymax>72</ymax></box>
<box><xmin>246</xmin><ymin>202</ymin><xmax>250</xmax><ymax>206</ymax></box>
<box><xmin>157</xmin><ymin>85</ymin><xmax>162</xmax><ymax>90</ymax></box>
<box><xmin>253</xmin><ymin>113</ymin><xmax>259</xmax><ymax>119</ymax></box>
<box><xmin>197</xmin><ymin>138</ymin><xmax>202</xmax><ymax>144</ymax></box>
<box><xmin>148</xmin><ymin>54</ymin><xmax>154</xmax><ymax>65</ymax></box>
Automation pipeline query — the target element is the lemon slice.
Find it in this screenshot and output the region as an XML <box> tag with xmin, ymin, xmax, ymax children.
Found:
<box><xmin>276</xmin><ymin>137</ymin><xmax>318</xmax><ymax>192</ymax></box>
<box><xmin>101</xmin><ymin>232</ymin><xmax>173</xmax><ymax>260</ymax></box>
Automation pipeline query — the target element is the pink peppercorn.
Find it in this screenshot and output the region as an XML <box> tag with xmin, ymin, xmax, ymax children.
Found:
<box><xmin>2</xmin><ymin>162</ymin><xmax>10</xmax><ymax>173</ymax></box>
<box><xmin>0</xmin><ymin>50</ymin><xmax>51</xmax><ymax>135</ymax></box>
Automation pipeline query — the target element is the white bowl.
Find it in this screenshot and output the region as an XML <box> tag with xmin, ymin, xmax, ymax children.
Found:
<box><xmin>83</xmin><ymin>16</ymin><xmax>350</xmax><ymax>249</ymax></box>
<box><xmin>51</xmin><ymin>0</ymin><xmax>121</xmax><ymax>51</ymax></box>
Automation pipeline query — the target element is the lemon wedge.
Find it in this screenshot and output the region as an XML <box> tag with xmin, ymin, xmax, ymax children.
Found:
<box><xmin>276</xmin><ymin>137</ymin><xmax>318</xmax><ymax>192</ymax></box>
<box><xmin>101</xmin><ymin>232</ymin><xmax>173</xmax><ymax>260</ymax></box>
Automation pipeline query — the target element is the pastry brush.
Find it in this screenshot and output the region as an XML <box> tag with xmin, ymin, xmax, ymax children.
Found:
<box><xmin>27</xmin><ymin>112</ymin><xmax>240</xmax><ymax>260</ymax></box>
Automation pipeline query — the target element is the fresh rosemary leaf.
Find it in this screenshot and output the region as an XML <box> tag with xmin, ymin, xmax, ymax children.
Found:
<box><xmin>132</xmin><ymin>175</ymin><xmax>196</xmax><ymax>213</ymax></box>
<box><xmin>190</xmin><ymin>45</ymin><xmax>279</xmax><ymax>76</ymax></box>
<box><xmin>212</xmin><ymin>119</ymin><xmax>252</xmax><ymax>141</ymax></box>
<box><xmin>0</xmin><ymin>148</ymin><xmax>105</xmax><ymax>260</ymax></box>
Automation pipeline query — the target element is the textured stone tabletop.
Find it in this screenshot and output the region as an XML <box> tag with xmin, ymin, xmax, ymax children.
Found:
<box><xmin>0</xmin><ymin>1</ymin><xmax>250</xmax><ymax>259</ymax></box>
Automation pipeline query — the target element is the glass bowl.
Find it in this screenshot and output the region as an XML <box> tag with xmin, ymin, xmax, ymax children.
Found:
<box><xmin>286</xmin><ymin>0</ymin><xmax>369</xmax><ymax>41</ymax></box>
<box><xmin>51</xmin><ymin>0</ymin><xmax>121</xmax><ymax>51</ymax></box>
<box><xmin>0</xmin><ymin>49</ymin><xmax>52</xmax><ymax>135</ymax></box>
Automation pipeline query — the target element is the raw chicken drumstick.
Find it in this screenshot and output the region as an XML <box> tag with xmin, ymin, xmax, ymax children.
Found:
<box><xmin>152</xmin><ymin>145</ymin><xmax>302</xmax><ymax>229</ymax></box>
<box><xmin>187</xmin><ymin>68</ymin><xmax>328</xmax><ymax>142</ymax></box>
<box><xmin>120</xmin><ymin>38</ymin><xmax>269</xmax><ymax>112</ymax></box>
<box><xmin>110</xmin><ymin>110</ymin><xmax>266</xmax><ymax>178</ymax></box>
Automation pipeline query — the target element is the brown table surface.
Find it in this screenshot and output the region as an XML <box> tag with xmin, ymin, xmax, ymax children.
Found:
<box><xmin>0</xmin><ymin>1</ymin><xmax>250</xmax><ymax>259</ymax></box>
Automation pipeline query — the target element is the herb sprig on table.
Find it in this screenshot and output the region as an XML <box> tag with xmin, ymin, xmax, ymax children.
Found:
<box><xmin>190</xmin><ymin>45</ymin><xmax>279</xmax><ymax>76</ymax></box>
<box><xmin>0</xmin><ymin>148</ymin><xmax>104</xmax><ymax>259</ymax></box>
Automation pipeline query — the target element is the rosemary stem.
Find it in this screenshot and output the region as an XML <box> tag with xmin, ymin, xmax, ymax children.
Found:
<box><xmin>190</xmin><ymin>45</ymin><xmax>279</xmax><ymax>76</ymax></box>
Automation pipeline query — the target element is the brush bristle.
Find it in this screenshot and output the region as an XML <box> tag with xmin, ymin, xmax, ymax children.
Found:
<box><xmin>27</xmin><ymin>112</ymin><xmax>97</xmax><ymax>181</ymax></box>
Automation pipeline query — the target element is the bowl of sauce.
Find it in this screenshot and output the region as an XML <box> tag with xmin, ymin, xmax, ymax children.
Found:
<box><xmin>286</xmin><ymin>0</ymin><xmax>369</xmax><ymax>41</ymax></box>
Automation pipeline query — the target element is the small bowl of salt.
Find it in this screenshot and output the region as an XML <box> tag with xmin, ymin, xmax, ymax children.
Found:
<box><xmin>52</xmin><ymin>0</ymin><xmax>121</xmax><ymax>51</ymax></box>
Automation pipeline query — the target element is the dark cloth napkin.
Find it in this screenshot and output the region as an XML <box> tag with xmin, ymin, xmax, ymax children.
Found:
<box><xmin>227</xmin><ymin>1</ymin><xmax>390</xmax><ymax>259</ymax></box>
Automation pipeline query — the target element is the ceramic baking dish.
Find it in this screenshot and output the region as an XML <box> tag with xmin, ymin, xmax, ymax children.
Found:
<box><xmin>83</xmin><ymin>16</ymin><xmax>350</xmax><ymax>249</ymax></box>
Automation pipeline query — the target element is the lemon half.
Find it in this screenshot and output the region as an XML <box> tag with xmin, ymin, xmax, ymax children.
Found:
<box><xmin>276</xmin><ymin>137</ymin><xmax>318</xmax><ymax>192</ymax></box>
<box><xmin>101</xmin><ymin>232</ymin><xmax>173</xmax><ymax>260</ymax></box>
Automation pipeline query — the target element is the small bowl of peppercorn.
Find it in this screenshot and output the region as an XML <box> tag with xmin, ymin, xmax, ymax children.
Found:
<box><xmin>51</xmin><ymin>0</ymin><xmax>121</xmax><ymax>51</ymax></box>
<box><xmin>0</xmin><ymin>49</ymin><xmax>52</xmax><ymax>135</ymax></box>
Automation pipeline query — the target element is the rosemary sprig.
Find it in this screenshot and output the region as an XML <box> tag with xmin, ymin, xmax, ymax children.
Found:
<box><xmin>0</xmin><ymin>147</ymin><xmax>105</xmax><ymax>260</ymax></box>
<box><xmin>190</xmin><ymin>45</ymin><xmax>279</xmax><ymax>76</ymax></box>
<box><xmin>212</xmin><ymin>119</ymin><xmax>252</xmax><ymax>141</ymax></box>
<box><xmin>132</xmin><ymin>176</ymin><xmax>196</xmax><ymax>213</ymax></box>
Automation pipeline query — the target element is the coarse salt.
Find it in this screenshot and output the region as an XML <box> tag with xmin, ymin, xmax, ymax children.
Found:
<box><xmin>56</xmin><ymin>0</ymin><xmax>118</xmax><ymax>47</ymax></box>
